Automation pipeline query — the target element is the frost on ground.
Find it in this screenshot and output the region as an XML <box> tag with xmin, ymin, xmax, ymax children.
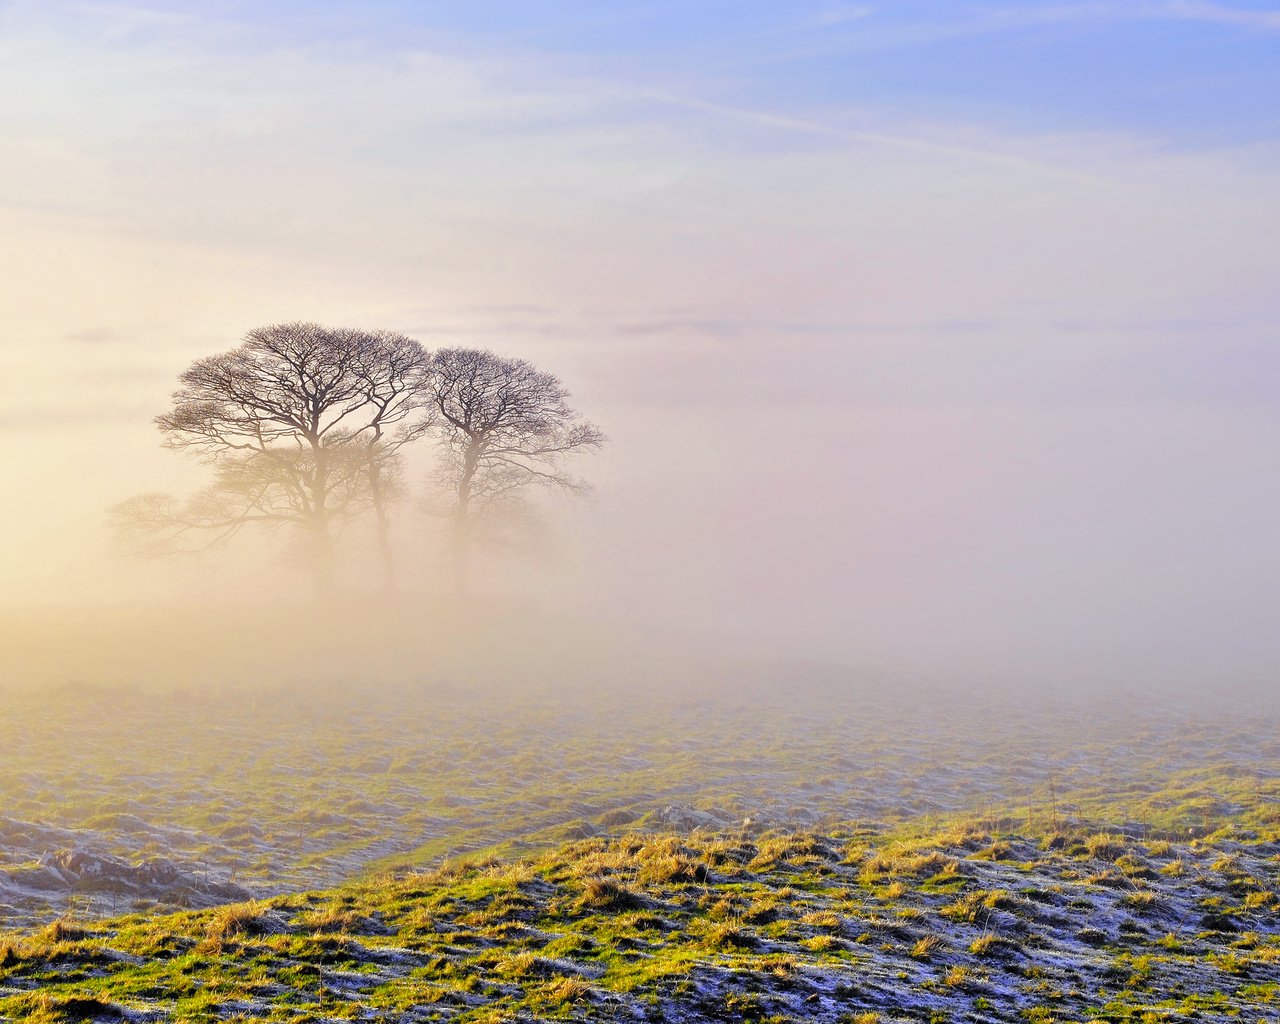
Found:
<box><xmin>2</xmin><ymin>679</ymin><xmax>1277</xmax><ymax>1020</ymax></box>
<box><xmin>0</xmin><ymin>681</ymin><xmax>1275</xmax><ymax>929</ymax></box>
<box><xmin>0</xmin><ymin>841</ymin><xmax>248</xmax><ymax>923</ymax></box>
<box><xmin>2</xmin><ymin>819</ymin><xmax>1279</xmax><ymax>1023</ymax></box>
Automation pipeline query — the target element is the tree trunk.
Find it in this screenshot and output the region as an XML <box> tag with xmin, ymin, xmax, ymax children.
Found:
<box><xmin>312</xmin><ymin>520</ymin><xmax>336</xmax><ymax>597</ymax></box>
<box><xmin>368</xmin><ymin>464</ymin><xmax>396</xmax><ymax>594</ymax></box>
<box><xmin>452</xmin><ymin>511</ymin><xmax>470</xmax><ymax>597</ymax></box>
<box><xmin>453</xmin><ymin>447</ymin><xmax>478</xmax><ymax>597</ymax></box>
<box><xmin>308</xmin><ymin>443</ymin><xmax>335</xmax><ymax>597</ymax></box>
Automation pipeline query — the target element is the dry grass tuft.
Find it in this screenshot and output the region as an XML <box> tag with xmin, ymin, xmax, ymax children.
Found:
<box><xmin>639</xmin><ymin>854</ymin><xmax>707</xmax><ymax>885</ymax></box>
<box><xmin>545</xmin><ymin>976</ymin><xmax>591</xmax><ymax>1003</ymax></box>
<box><xmin>297</xmin><ymin>906</ymin><xmax>365</xmax><ymax>934</ymax></box>
<box><xmin>206</xmin><ymin>901</ymin><xmax>271</xmax><ymax>941</ymax></box>
<box><xmin>910</xmin><ymin>933</ymin><xmax>943</xmax><ymax>959</ymax></box>
<box><xmin>18</xmin><ymin>993</ymin><xmax>122</xmax><ymax>1022</ymax></box>
<box><xmin>1083</xmin><ymin>833</ymin><xmax>1128</xmax><ymax>862</ymax></box>
<box><xmin>969</xmin><ymin>933</ymin><xmax>1013</xmax><ymax>957</ymax></box>
<box><xmin>577</xmin><ymin>876</ymin><xmax>644</xmax><ymax>912</ymax></box>
<box><xmin>944</xmin><ymin>965</ymin><xmax>970</xmax><ymax>987</ymax></box>
<box><xmin>35</xmin><ymin>920</ymin><xmax>88</xmax><ymax>945</ymax></box>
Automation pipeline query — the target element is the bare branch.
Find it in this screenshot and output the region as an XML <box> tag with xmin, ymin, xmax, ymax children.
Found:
<box><xmin>128</xmin><ymin>323</ymin><xmax>433</xmax><ymax>591</ymax></box>
<box><xmin>428</xmin><ymin>347</ymin><xmax>607</xmax><ymax>591</ymax></box>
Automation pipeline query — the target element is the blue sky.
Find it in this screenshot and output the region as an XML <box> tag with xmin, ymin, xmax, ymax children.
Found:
<box><xmin>1</xmin><ymin>0</ymin><xmax>1279</xmax><ymax>682</ymax></box>
<box><xmin>122</xmin><ymin>0</ymin><xmax>1280</xmax><ymax>147</ymax></box>
<box><xmin>22</xmin><ymin>0</ymin><xmax>1280</xmax><ymax>149</ymax></box>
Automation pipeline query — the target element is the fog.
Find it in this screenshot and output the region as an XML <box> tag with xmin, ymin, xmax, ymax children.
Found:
<box><xmin>7</xmin><ymin>17</ymin><xmax>1280</xmax><ymax>1004</ymax></box>
<box><xmin>2</xmin><ymin>2</ymin><xmax>1279</xmax><ymax>696</ymax></box>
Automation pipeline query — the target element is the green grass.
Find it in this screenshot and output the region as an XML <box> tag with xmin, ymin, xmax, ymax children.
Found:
<box><xmin>2</xmin><ymin>679</ymin><xmax>1279</xmax><ymax>1019</ymax></box>
<box><xmin>3</xmin><ymin>818</ymin><xmax>1280</xmax><ymax>1022</ymax></box>
<box><xmin>3</xmin><ymin>681</ymin><xmax>1278</xmax><ymax>928</ymax></box>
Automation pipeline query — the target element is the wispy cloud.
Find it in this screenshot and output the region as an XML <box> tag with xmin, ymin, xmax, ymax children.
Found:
<box><xmin>812</xmin><ymin>4</ymin><xmax>877</xmax><ymax>27</ymax></box>
<box><xmin>978</xmin><ymin>1</ymin><xmax>1280</xmax><ymax>32</ymax></box>
<box><xmin>635</xmin><ymin>91</ymin><xmax>1106</xmax><ymax>183</ymax></box>
<box><xmin>1171</xmin><ymin>0</ymin><xmax>1280</xmax><ymax>28</ymax></box>
<box><xmin>757</xmin><ymin>1</ymin><xmax>1280</xmax><ymax>67</ymax></box>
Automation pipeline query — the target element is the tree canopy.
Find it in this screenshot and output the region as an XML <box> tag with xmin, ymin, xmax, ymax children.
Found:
<box><xmin>113</xmin><ymin>324</ymin><xmax>604</xmax><ymax>595</ymax></box>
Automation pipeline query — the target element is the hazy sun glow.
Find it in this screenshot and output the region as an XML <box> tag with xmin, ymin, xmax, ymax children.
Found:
<box><xmin>1</xmin><ymin>0</ymin><xmax>1278</xmax><ymax>686</ymax></box>
<box><xmin>3</xmin><ymin>10</ymin><xmax>1280</xmax><ymax>1018</ymax></box>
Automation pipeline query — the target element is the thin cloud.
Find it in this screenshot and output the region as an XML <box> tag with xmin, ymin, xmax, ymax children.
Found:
<box><xmin>812</xmin><ymin>5</ymin><xmax>877</xmax><ymax>27</ymax></box>
<box><xmin>980</xmin><ymin>1</ymin><xmax>1280</xmax><ymax>31</ymax></box>
<box><xmin>1154</xmin><ymin>0</ymin><xmax>1280</xmax><ymax>28</ymax></box>
<box><xmin>611</xmin><ymin>318</ymin><xmax>1005</xmax><ymax>338</ymax></box>
<box><xmin>636</xmin><ymin>91</ymin><xmax>1106</xmax><ymax>183</ymax></box>
<box><xmin>745</xmin><ymin>1</ymin><xmax>1280</xmax><ymax>69</ymax></box>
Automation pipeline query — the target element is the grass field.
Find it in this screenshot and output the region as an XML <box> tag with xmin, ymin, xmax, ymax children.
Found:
<box><xmin>1</xmin><ymin>672</ymin><xmax>1277</xmax><ymax>1021</ymax></box>
<box><xmin>4</xmin><ymin>813</ymin><xmax>1280</xmax><ymax>1022</ymax></box>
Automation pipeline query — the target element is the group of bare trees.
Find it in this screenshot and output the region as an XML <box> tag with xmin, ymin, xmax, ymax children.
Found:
<box><xmin>113</xmin><ymin>322</ymin><xmax>605</xmax><ymax>594</ymax></box>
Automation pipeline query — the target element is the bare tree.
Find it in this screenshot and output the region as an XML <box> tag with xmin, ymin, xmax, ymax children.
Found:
<box><xmin>349</xmin><ymin>333</ymin><xmax>434</xmax><ymax>591</ymax></box>
<box><xmin>114</xmin><ymin>322</ymin><xmax>431</xmax><ymax>593</ymax></box>
<box><xmin>428</xmin><ymin>348</ymin><xmax>606</xmax><ymax>593</ymax></box>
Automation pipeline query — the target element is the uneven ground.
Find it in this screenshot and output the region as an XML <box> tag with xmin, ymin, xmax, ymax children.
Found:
<box><xmin>1</xmin><ymin>681</ymin><xmax>1275</xmax><ymax>928</ymax></box>
<box><xmin>3</xmin><ymin>818</ymin><xmax>1280</xmax><ymax>1022</ymax></box>
<box><xmin>0</xmin><ymin>677</ymin><xmax>1277</xmax><ymax>1021</ymax></box>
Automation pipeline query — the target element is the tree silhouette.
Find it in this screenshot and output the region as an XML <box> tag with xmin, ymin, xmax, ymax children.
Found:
<box><xmin>348</xmin><ymin>333</ymin><xmax>435</xmax><ymax>590</ymax></box>
<box><xmin>114</xmin><ymin>322</ymin><xmax>431</xmax><ymax>592</ymax></box>
<box><xmin>428</xmin><ymin>347</ymin><xmax>606</xmax><ymax>593</ymax></box>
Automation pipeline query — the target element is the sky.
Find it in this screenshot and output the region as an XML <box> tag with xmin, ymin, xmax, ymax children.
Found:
<box><xmin>1</xmin><ymin>0</ymin><xmax>1279</xmax><ymax>687</ymax></box>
